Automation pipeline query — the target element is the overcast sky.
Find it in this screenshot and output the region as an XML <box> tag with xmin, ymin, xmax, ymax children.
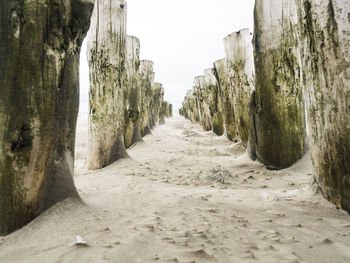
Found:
<box><xmin>79</xmin><ymin>0</ymin><xmax>255</xmax><ymax>113</ymax></box>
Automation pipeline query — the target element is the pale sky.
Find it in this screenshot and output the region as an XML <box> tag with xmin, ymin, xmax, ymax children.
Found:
<box><xmin>79</xmin><ymin>0</ymin><xmax>255</xmax><ymax>113</ymax></box>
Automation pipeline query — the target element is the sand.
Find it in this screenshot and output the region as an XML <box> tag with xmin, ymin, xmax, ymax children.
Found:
<box><xmin>1</xmin><ymin>115</ymin><xmax>350</xmax><ymax>263</ymax></box>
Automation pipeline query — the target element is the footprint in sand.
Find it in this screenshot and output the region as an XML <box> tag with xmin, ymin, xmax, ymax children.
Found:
<box><xmin>185</xmin><ymin>248</ymin><xmax>218</xmax><ymax>262</ymax></box>
<box><xmin>320</xmin><ymin>238</ymin><xmax>333</xmax><ymax>245</ymax></box>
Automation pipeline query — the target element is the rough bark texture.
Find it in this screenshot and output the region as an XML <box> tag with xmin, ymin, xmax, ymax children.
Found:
<box><xmin>139</xmin><ymin>60</ymin><xmax>154</xmax><ymax>137</ymax></box>
<box><xmin>124</xmin><ymin>35</ymin><xmax>141</xmax><ymax>148</ymax></box>
<box><xmin>0</xmin><ymin>0</ymin><xmax>94</xmax><ymax>235</ymax></box>
<box><xmin>253</xmin><ymin>0</ymin><xmax>307</xmax><ymax>169</ymax></box>
<box><xmin>299</xmin><ymin>0</ymin><xmax>350</xmax><ymax>211</ymax></box>
<box><xmin>87</xmin><ymin>0</ymin><xmax>128</xmax><ymax>170</ymax></box>
<box><xmin>223</xmin><ymin>29</ymin><xmax>255</xmax><ymax>148</ymax></box>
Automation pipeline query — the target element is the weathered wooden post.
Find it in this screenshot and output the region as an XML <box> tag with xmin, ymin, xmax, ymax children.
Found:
<box><xmin>87</xmin><ymin>0</ymin><xmax>128</xmax><ymax>169</ymax></box>
<box><xmin>0</xmin><ymin>0</ymin><xmax>94</xmax><ymax>234</ymax></box>
<box><xmin>204</xmin><ymin>69</ymin><xmax>225</xmax><ymax>136</ymax></box>
<box><xmin>223</xmin><ymin>29</ymin><xmax>255</xmax><ymax>147</ymax></box>
<box><xmin>252</xmin><ymin>0</ymin><xmax>306</xmax><ymax>169</ymax></box>
<box><xmin>124</xmin><ymin>35</ymin><xmax>141</xmax><ymax>148</ymax></box>
<box><xmin>139</xmin><ymin>61</ymin><xmax>155</xmax><ymax>136</ymax></box>
<box><xmin>300</xmin><ymin>0</ymin><xmax>350</xmax><ymax>211</ymax></box>
<box><xmin>214</xmin><ymin>58</ymin><xmax>238</xmax><ymax>141</ymax></box>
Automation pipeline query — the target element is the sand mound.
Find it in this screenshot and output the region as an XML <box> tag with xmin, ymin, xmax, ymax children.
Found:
<box><xmin>1</xmin><ymin>115</ymin><xmax>349</xmax><ymax>263</ymax></box>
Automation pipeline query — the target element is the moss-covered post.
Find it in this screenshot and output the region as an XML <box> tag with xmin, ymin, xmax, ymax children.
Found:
<box><xmin>165</xmin><ymin>102</ymin><xmax>173</xmax><ymax>118</ymax></box>
<box><xmin>223</xmin><ymin>29</ymin><xmax>255</xmax><ymax>148</ymax></box>
<box><xmin>159</xmin><ymin>101</ymin><xmax>167</xmax><ymax>125</ymax></box>
<box><xmin>214</xmin><ymin>58</ymin><xmax>238</xmax><ymax>141</ymax></box>
<box><xmin>192</xmin><ymin>86</ymin><xmax>202</xmax><ymax>123</ymax></box>
<box><xmin>179</xmin><ymin>108</ymin><xmax>184</xmax><ymax>117</ymax></box>
<box><xmin>139</xmin><ymin>60</ymin><xmax>155</xmax><ymax>136</ymax></box>
<box><xmin>195</xmin><ymin>76</ymin><xmax>212</xmax><ymax>131</ymax></box>
<box><xmin>0</xmin><ymin>0</ymin><xmax>94</xmax><ymax>235</ymax></box>
<box><xmin>299</xmin><ymin>0</ymin><xmax>350</xmax><ymax>211</ymax></box>
<box><xmin>253</xmin><ymin>0</ymin><xmax>306</xmax><ymax>169</ymax></box>
<box><xmin>87</xmin><ymin>0</ymin><xmax>128</xmax><ymax>170</ymax></box>
<box><xmin>204</xmin><ymin>69</ymin><xmax>225</xmax><ymax>136</ymax></box>
<box><xmin>150</xmin><ymin>83</ymin><xmax>164</xmax><ymax>128</ymax></box>
<box><xmin>182</xmin><ymin>90</ymin><xmax>200</xmax><ymax>123</ymax></box>
<box><xmin>181</xmin><ymin>98</ymin><xmax>189</xmax><ymax>120</ymax></box>
<box><xmin>124</xmin><ymin>35</ymin><xmax>141</xmax><ymax>148</ymax></box>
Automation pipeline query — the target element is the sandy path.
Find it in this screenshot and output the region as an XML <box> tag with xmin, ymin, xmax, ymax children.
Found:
<box><xmin>1</xmin><ymin>116</ymin><xmax>350</xmax><ymax>263</ymax></box>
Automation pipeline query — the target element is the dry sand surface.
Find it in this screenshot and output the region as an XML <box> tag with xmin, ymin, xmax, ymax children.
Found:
<box><xmin>1</xmin><ymin>115</ymin><xmax>350</xmax><ymax>263</ymax></box>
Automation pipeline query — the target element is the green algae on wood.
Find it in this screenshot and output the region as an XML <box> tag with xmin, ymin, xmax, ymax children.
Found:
<box><xmin>124</xmin><ymin>35</ymin><xmax>141</xmax><ymax>148</ymax></box>
<box><xmin>253</xmin><ymin>0</ymin><xmax>307</xmax><ymax>169</ymax></box>
<box><xmin>0</xmin><ymin>0</ymin><xmax>94</xmax><ymax>235</ymax></box>
<box><xmin>139</xmin><ymin>60</ymin><xmax>155</xmax><ymax>137</ymax></box>
<box><xmin>158</xmin><ymin>101</ymin><xmax>172</xmax><ymax>124</ymax></box>
<box><xmin>195</xmin><ymin>76</ymin><xmax>213</xmax><ymax>131</ymax></box>
<box><xmin>159</xmin><ymin>101</ymin><xmax>167</xmax><ymax>125</ymax></box>
<box><xmin>165</xmin><ymin>103</ymin><xmax>173</xmax><ymax>118</ymax></box>
<box><xmin>181</xmin><ymin>89</ymin><xmax>201</xmax><ymax>124</ymax></box>
<box><xmin>299</xmin><ymin>0</ymin><xmax>350</xmax><ymax>212</ymax></box>
<box><xmin>150</xmin><ymin>83</ymin><xmax>164</xmax><ymax>128</ymax></box>
<box><xmin>203</xmin><ymin>69</ymin><xmax>225</xmax><ymax>136</ymax></box>
<box><xmin>87</xmin><ymin>0</ymin><xmax>128</xmax><ymax>170</ymax></box>
<box><xmin>223</xmin><ymin>29</ymin><xmax>255</xmax><ymax>148</ymax></box>
<box><xmin>214</xmin><ymin>58</ymin><xmax>239</xmax><ymax>142</ymax></box>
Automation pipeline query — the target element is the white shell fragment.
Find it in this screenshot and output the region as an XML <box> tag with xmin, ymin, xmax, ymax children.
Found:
<box><xmin>75</xmin><ymin>235</ymin><xmax>88</xmax><ymax>247</ymax></box>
